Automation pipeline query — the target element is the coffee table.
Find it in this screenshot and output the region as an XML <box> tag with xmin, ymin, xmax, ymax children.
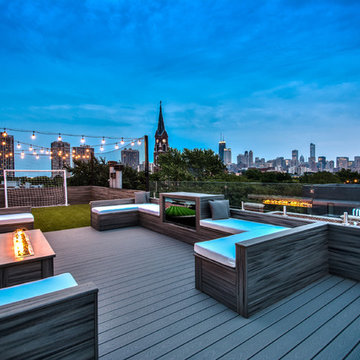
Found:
<box><xmin>0</xmin><ymin>229</ymin><xmax>55</xmax><ymax>288</ymax></box>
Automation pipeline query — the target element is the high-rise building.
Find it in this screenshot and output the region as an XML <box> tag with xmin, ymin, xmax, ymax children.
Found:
<box><xmin>249</xmin><ymin>150</ymin><xmax>253</xmax><ymax>167</ymax></box>
<box><xmin>318</xmin><ymin>156</ymin><xmax>326</xmax><ymax>171</ymax></box>
<box><xmin>0</xmin><ymin>132</ymin><xmax>15</xmax><ymax>171</ymax></box>
<box><xmin>299</xmin><ymin>155</ymin><xmax>305</xmax><ymax>164</ymax></box>
<box><xmin>121</xmin><ymin>148</ymin><xmax>140</xmax><ymax>169</ymax></box>
<box><xmin>310</xmin><ymin>143</ymin><xmax>316</xmax><ymax>159</ymax></box>
<box><xmin>154</xmin><ymin>101</ymin><xmax>169</xmax><ymax>167</ymax></box>
<box><xmin>72</xmin><ymin>145</ymin><xmax>94</xmax><ymax>164</ymax></box>
<box><xmin>223</xmin><ymin>148</ymin><xmax>232</xmax><ymax>164</ymax></box>
<box><xmin>51</xmin><ymin>141</ymin><xmax>71</xmax><ymax>172</ymax></box>
<box><xmin>336</xmin><ymin>157</ymin><xmax>349</xmax><ymax>170</ymax></box>
<box><xmin>292</xmin><ymin>150</ymin><xmax>299</xmax><ymax>166</ymax></box>
<box><xmin>219</xmin><ymin>139</ymin><xmax>226</xmax><ymax>163</ymax></box>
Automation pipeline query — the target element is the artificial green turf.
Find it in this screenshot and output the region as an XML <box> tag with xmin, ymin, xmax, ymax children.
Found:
<box><xmin>165</xmin><ymin>205</ymin><xmax>196</xmax><ymax>216</ymax></box>
<box><xmin>32</xmin><ymin>204</ymin><xmax>91</xmax><ymax>232</ymax></box>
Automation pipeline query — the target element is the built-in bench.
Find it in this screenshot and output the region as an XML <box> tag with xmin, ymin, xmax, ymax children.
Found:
<box><xmin>0</xmin><ymin>207</ymin><xmax>34</xmax><ymax>233</ymax></box>
<box><xmin>196</xmin><ymin>218</ymin><xmax>288</xmax><ymax>267</ymax></box>
<box><xmin>0</xmin><ymin>273</ymin><xmax>98</xmax><ymax>359</ymax></box>
<box><xmin>90</xmin><ymin>199</ymin><xmax>160</xmax><ymax>231</ymax></box>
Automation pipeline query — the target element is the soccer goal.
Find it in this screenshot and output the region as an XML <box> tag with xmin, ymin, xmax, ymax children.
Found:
<box><xmin>3</xmin><ymin>170</ymin><xmax>68</xmax><ymax>208</ymax></box>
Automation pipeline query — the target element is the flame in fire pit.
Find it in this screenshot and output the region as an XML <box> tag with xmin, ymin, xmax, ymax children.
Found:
<box><xmin>13</xmin><ymin>229</ymin><xmax>34</xmax><ymax>258</ymax></box>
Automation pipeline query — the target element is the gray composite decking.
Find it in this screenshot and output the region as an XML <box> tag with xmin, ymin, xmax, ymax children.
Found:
<box><xmin>45</xmin><ymin>226</ymin><xmax>360</xmax><ymax>360</ymax></box>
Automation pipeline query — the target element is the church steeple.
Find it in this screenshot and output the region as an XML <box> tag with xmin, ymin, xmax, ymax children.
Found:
<box><xmin>154</xmin><ymin>101</ymin><xmax>169</xmax><ymax>168</ymax></box>
<box><xmin>155</xmin><ymin>101</ymin><xmax>165</xmax><ymax>136</ymax></box>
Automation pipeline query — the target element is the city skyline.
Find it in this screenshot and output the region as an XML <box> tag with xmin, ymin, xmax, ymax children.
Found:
<box><xmin>1</xmin><ymin>1</ymin><xmax>359</xmax><ymax>163</ymax></box>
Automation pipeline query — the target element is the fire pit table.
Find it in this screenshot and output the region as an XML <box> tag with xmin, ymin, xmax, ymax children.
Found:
<box><xmin>0</xmin><ymin>229</ymin><xmax>55</xmax><ymax>288</ymax></box>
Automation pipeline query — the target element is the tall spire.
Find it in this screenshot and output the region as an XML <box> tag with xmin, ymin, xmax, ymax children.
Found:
<box><xmin>156</xmin><ymin>101</ymin><xmax>165</xmax><ymax>136</ymax></box>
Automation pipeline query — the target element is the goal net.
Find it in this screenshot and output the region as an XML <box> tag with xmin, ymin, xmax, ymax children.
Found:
<box><xmin>4</xmin><ymin>170</ymin><xmax>68</xmax><ymax>208</ymax></box>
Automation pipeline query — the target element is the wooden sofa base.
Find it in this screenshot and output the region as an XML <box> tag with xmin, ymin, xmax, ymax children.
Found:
<box><xmin>195</xmin><ymin>254</ymin><xmax>238</xmax><ymax>312</ymax></box>
<box><xmin>91</xmin><ymin>211</ymin><xmax>139</xmax><ymax>231</ymax></box>
<box><xmin>0</xmin><ymin>282</ymin><xmax>98</xmax><ymax>360</ymax></box>
<box><xmin>0</xmin><ymin>221</ymin><xmax>34</xmax><ymax>234</ymax></box>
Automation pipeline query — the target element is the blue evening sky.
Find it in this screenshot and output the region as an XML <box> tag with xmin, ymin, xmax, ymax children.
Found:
<box><xmin>1</xmin><ymin>0</ymin><xmax>359</xmax><ymax>168</ymax></box>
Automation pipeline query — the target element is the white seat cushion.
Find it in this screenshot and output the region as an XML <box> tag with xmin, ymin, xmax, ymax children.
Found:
<box><xmin>0</xmin><ymin>213</ymin><xmax>34</xmax><ymax>225</ymax></box>
<box><xmin>0</xmin><ymin>273</ymin><xmax>77</xmax><ymax>306</ymax></box>
<box><xmin>92</xmin><ymin>203</ymin><xmax>160</xmax><ymax>216</ymax></box>
<box><xmin>92</xmin><ymin>204</ymin><xmax>139</xmax><ymax>214</ymax></box>
<box><xmin>137</xmin><ymin>204</ymin><xmax>160</xmax><ymax>216</ymax></box>
<box><xmin>195</xmin><ymin>219</ymin><xmax>288</xmax><ymax>267</ymax></box>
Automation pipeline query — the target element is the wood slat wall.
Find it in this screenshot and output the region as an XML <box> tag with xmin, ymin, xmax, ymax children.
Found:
<box><xmin>237</xmin><ymin>223</ymin><xmax>329</xmax><ymax>317</ymax></box>
<box><xmin>328</xmin><ymin>224</ymin><xmax>360</xmax><ymax>281</ymax></box>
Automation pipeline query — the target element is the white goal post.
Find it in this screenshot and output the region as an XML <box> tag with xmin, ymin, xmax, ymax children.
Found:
<box><xmin>3</xmin><ymin>170</ymin><xmax>68</xmax><ymax>208</ymax></box>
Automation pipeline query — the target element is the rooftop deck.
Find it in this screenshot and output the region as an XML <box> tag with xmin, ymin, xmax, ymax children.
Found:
<box><xmin>46</xmin><ymin>226</ymin><xmax>360</xmax><ymax>359</ymax></box>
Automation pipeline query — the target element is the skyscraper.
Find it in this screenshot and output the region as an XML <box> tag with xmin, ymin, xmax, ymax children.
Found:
<box><xmin>51</xmin><ymin>141</ymin><xmax>71</xmax><ymax>173</ymax></box>
<box><xmin>336</xmin><ymin>157</ymin><xmax>349</xmax><ymax>170</ymax></box>
<box><xmin>121</xmin><ymin>148</ymin><xmax>140</xmax><ymax>169</ymax></box>
<box><xmin>249</xmin><ymin>150</ymin><xmax>254</xmax><ymax>167</ymax></box>
<box><xmin>310</xmin><ymin>143</ymin><xmax>316</xmax><ymax>159</ymax></box>
<box><xmin>72</xmin><ymin>145</ymin><xmax>94</xmax><ymax>164</ymax></box>
<box><xmin>224</xmin><ymin>148</ymin><xmax>232</xmax><ymax>164</ymax></box>
<box><xmin>0</xmin><ymin>133</ymin><xmax>14</xmax><ymax>171</ymax></box>
<box><xmin>154</xmin><ymin>101</ymin><xmax>169</xmax><ymax>167</ymax></box>
<box><xmin>291</xmin><ymin>150</ymin><xmax>299</xmax><ymax>166</ymax></box>
<box><xmin>218</xmin><ymin>139</ymin><xmax>226</xmax><ymax>163</ymax></box>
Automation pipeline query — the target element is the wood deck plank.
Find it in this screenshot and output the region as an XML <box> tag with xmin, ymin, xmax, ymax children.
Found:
<box><xmin>43</xmin><ymin>226</ymin><xmax>360</xmax><ymax>360</ymax></box>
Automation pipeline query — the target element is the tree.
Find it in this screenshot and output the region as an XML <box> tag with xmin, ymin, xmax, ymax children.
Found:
<box><xmin>67</xmin><ymin>157</ymin><xmax>109</xmax><ymax>186</ymax></box>
<box><xmin>154</xmin><ymin>148</ymin><xmax>225</xmax><ymax>181</ymax></box>
<box><xmin>299</xmin><ymin>171</ymin><xmax>341</xmax><ymax>184</ymax></box>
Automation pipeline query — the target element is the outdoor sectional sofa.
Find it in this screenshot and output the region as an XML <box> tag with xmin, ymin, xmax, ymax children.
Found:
<box><xmin>0</xmin><ymin>273</ymin><xmax>98</xmax><ymax>359</ymax></box>
<box><xmin>0</xmin><ymin>206</ymin><xmax>34</xmax><ymax>233</ymax></box>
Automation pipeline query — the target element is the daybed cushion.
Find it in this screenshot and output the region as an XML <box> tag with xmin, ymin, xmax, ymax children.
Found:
<box><xmin>92</xmin><ymin>203</ymin><xmax>160</xmax><ymax>216</ymax></box>
<box><xmin>0</xmin><ymin>213</ymin><xmax>34</xmax><ymax>225</ymax></box>
<box><xmin>135</xmin><ymin>191</ymin><xmax>150</xmax><ymax>204</ymax></box>
<box><xmin>209</xmin><ymin>200</ymin><xmax>230</xmax><ymax>220</ymax></box>
<box><xmin>195</xmin><ymin>219</ymin><xmax>288</xmax><ymax>267</ymax></box>
<box><xmin>0</xmin><ymin>273</ymin><xmax>78</xmax><ymax>306</ymax></box>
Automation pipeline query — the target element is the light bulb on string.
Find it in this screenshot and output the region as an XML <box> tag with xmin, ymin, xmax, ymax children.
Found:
<box><xmin>36</xmin><ymin>155</ymin><xmax>40</xmax><ymax>160</ymax></box>
<box><xmin>29</xmin><ymin>145</ymin><xmax>33</xmax><ymax>152</ymax></box>
<box><xmin>120</xmin><ymin>138</ymin><xmax>124</xmax><ymax>145</ymax></box>
<box><xmin>17</xmin><ymin>142</ymin><xmax>21</xmax><ymax>149</ymax></box>
<box><xmin>137</xmin><ymin>139</ymin><xmax>142</xmax><ymax>145</ymax></box>
<box><xmin>40</xmin><ymin>148</ymin><xmax>44</xmax><ymax>153</ymax></box>
<box><xmin>100</xmin><ymin>145</ymin><xmax>104</xmax><ymax>152</ymax></box>
<box><xmin>2</xmin><ymin>129</ymin><xmax>7</xmax><ymax>137</ymax></box>
<box><xmin>58</xmin><ymin>134</ymin><xmax>62</xmax><ymax>141</ymax></box>
<box><xmin>21</xmin><ymin>151</ymin><xmax>25</xmax><ymax>158</ymax></box>
<box><xmin>81</xmin><ymin>136</ymin><xmax>85</xmax><ymax>143</ymax></box>
<box><xmin>31</xmin><ymin>131</ymin><xmax>36</xmax><ymax>140</ymax></box>
<box><xmin>33</xmin><ymin>151</ymin><xmax>37</xmax><ymax>155</ymax></box>
<box><xmin>45</xmin><ymin>150</ymin><xmax>49</xmax><ymax>155</ymax></box>
<box><xmin>101</xmin><ymin>137</ymin><xmax>106</xmax><ymax>144</ymax></box>
<box><xmin>115</xmin><ymin>143</ymin><xmax>119</xmax><ymax>149</ymax></box>
<box><xmin>131</xmin><ymin>140</ymin><xmax>135</xmax><ymax>146</ymax></box>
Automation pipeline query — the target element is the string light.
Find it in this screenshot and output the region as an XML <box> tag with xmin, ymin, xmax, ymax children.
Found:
<box><xmin>2</xmin><ymin>129</ymin><xmax>7</xmax><ymax>137</ymax></box>
<box><xmin>101</xmin><ymin>137</ymin><xmax>105</xmax><ymax>144</ymax></box>
<box><xmin>29</xmin><ymin>145</ymin><xmax>33</xmax><ymax>151</ymax></box>
<box><xmin>100</xmin><ymin>145</ymin><xmax>104</xmax><ymax>151</ymax></box>
<box><xmin>120</xmin><ymin>138</ymin><xmax>124</xmax><ymax>145</ymax></box>
<box><xmin>131</xmin><ymin>140</ymin><xmax>135</xmax><ymax>146</ymax></box>
<box><xmin>81</xmin><ymin>136</ymin><xmax>85</xmax><ymax>143</ymax></box>
<box><xmin>21</xmin><ymin>151</ymin><xmax>25</xmax><ymax>158</ymax></box>
<box><xmin>115</xmin><ymin>143</ymin><xmax>119</xmax><ymax>149</ymax></box>
<box><xmin>31</xmin><ymin>131</ymin><xmax>36</xmax><ymax>140</ymax></box>
<box><xmin>40</xmin><ymin>148</ymin><xmax>44</xmax><ymax>153</ymax></box>
<box><xmin>36</xmin><ymin>155</ymin><xmax>40</xmax><ymax>160</ymax></box>
<box><xmin>58</xmin><ymin>134</ymin><xmax>62</xmax><ymax>141</ymax></box>
<box><xmin>17</xmin><ymin>142</ymin><xmax>21</xmax><ymax>149</ymax></box>
<box><xmin>137</xmin><ymin>139</ymin><xmax>142</xmax><ymax>145</ymax></box>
